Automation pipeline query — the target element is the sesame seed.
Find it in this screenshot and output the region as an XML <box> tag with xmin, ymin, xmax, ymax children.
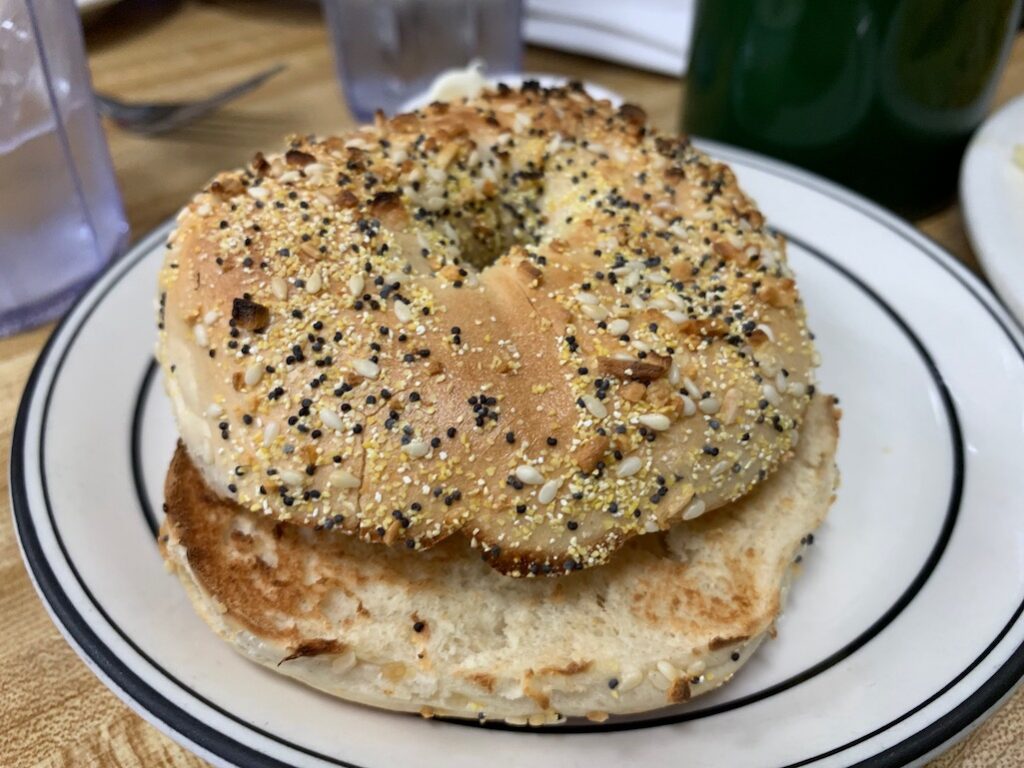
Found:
<box><xmin>699</xmin><ymin>397</ymin><xmax>720</xmax><ymax>415</ymax></box>
<box><xmin>657</xmin><ymin>660</ymin><xmax>680</xmax><ymax>682</ymax></box>
<box><xmin>638</xmin><ymin>413</ymin><xmax>670</xmax><ymax>431</ymax></box>
<box><xmin>682</xmin><ymin>498</ymin><xmax>707</xmax><ymax>520</ymax></box>
<box><xmin>615</xmin><ymin>455</ymin><xmax>642</xmax><ymax>478</ymax></box>
<box><xmin>618</xmin><ymin>669</ymin><xmax>643</xmax><ymax>691</ymax></box>
<box><xmin>538</xmin><ymin>478</ymin><xmax>562</xmax><ymax>504</ymax></box>
<box><xmin>320</xmin><ymin>408</ymin><xmax>343</xmax><ymax>431</ymax></box>
<box><xmin>352</xmin><ymin>358</ymin><xmax>380</xmax><ymax>379</ymax></box>
<box><xmin>271</xmin><ymin>276</ymin><xmax>289</xmax><ymax>300</ymax></box>
<box><xmin>515</xmin><ymin>465</ymin><xmax>545</xmax><ymax>485</ymax></box>
<box><xmin>258</xmin><ymin>428</ymin><xmax>281</xmax><ymax>454</ymax></box>
<box><xmin>305</xmin><ymin>269</ymin><xmax>323</xmax><ymax>294</ymax></box>
<box><xmin>663</xmin><ymin>310</ymin><xmax>687</xmax><ymax>324</ymax></box>
<box><xmin>403</xmin><ymin>439</ymin><xmax>430</xmax><ymax>458</ymax></box>
<box><xmin>393</xmin><ymin>300</ymin><xmax>412</xmax><ymax>323</ymax></box>
<box><xmin>680</xmin><ymin>394</ymin><xmax>697</xmax><ymax>417</ymax></box>
<box><xmin>581</xmin><ymin>395</ymin><xmax>607</xmax><ymax>419</ymax></box>
<box><xmin>244</xmin><ymin>362</ymin><xmax>263</xmax><ymax>387</ymax></box>
<box><xmin>279</xmin><ymin>469</ymin><xmax>305</xmax><ymax>487</ymax></box>
<box><xmin>606</xmin><ymin>318</ymin><xmax>630</xmax><ymax>336</ymax></box>
<box><xmin>330</xmin><ymin>469</ymin><xmax>360</xmax><ymax>488</ymax></box>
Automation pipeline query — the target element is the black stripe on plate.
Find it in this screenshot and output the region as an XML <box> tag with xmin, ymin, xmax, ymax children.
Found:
<box><xmin>131</xmin><ymin>359</ymin><xmax>160</xmax><ymax>537</ymax></box>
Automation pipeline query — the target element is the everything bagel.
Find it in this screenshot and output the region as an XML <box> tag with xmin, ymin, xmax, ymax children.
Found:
<box><xmin>157</xmin><ymin>82</ymin><xmax>817</xmax><ymax>576</ymax></box>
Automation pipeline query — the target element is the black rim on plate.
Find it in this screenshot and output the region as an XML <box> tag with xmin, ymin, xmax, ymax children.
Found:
<box><xmin>9</xmin><ymin>143</ymin><xmax>1024</xmax><ymax>768</ymax></box>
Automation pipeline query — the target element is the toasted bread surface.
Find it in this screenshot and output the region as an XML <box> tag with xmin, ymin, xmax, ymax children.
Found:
<box><xmin>161</xmin><ymin>394</ymin><xmax>838</xmax><ymax>722</ymax></box>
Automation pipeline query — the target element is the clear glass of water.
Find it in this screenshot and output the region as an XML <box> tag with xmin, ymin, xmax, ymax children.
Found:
<box><xmin>322</xmin><ymin>0</ymin><xmax>523</xmax><ymax>122</ymax></box>
<box><xmin>0</xmin><ymin>0</ymin><xmax>128</xmax><ymax>337</ymax></box>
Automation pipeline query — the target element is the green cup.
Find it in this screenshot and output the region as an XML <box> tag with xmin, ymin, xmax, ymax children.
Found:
<box><xmin>684</xmin><ymin>0</ymin><xmax>1022</xmax><ymax>217</ymax></box>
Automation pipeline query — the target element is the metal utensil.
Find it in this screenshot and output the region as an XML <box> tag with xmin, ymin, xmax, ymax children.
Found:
<box><xmin>95</xmin><ymin>64</ymin><xmax>285</xmax><ymax>135</ymax></box>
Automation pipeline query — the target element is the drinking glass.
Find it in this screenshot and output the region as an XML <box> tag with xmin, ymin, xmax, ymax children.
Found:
<box><xmin>321</xmin><ymin>0</ymin><xmax>523</xmax><ymax>122</ymax></box>
<box><xmin>0</xmin><ymin>0</ymin><xmax>128</xmax><ymax>337</ymax></box>
<box><xmin>684</xmin><ymin>0</ymin><xmax>1023</xmax><ymax>217</ymax></box>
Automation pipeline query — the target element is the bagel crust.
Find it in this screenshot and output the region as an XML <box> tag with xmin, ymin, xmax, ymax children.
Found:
<box><xmin>157</xmin><ymin>83</ymin><xmax>817</xmax><ymax>576</ymax></box>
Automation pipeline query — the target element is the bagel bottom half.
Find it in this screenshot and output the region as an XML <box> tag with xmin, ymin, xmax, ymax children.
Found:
<box><xmin>160</xmin><ymin>395</ymin><xmax>840</xmax><ymax>725</ymax></box>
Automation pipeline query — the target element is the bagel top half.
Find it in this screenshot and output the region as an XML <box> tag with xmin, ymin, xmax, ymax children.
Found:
<box><xmin>156</xmin><ymin>82</ymin><xmax>817</xmax><ymax>577</ymax></box>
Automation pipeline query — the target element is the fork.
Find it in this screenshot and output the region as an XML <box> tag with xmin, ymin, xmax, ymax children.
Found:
<box><xmin>95</xmin><ymin>64</ymin><xmax>286</xmax><ymax>135</ymax></box>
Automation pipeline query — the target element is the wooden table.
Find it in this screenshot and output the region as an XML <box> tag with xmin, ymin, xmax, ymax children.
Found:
<box><xmin>1</xmin><ymin>2</ymin><xmax>1021</xmax><ymax>765</ymax></box>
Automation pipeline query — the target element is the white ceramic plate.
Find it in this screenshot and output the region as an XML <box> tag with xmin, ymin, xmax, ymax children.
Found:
<box><xmin>12</xmin><ymin>143</ymin><xmax>1024</xmax><ymax>768</ymax></box>
<box><xmin>961</xmin><ymin>93</ymin><xmax>1024</xmax><ymax>326</ymax></box>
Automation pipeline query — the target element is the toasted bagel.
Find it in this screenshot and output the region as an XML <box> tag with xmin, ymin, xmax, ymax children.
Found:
<box><xmin>157</xmin><ymin>84</ymin><xmax>816</xmax><ymax>575</ymax></box>
<box><xmin>161</xmin><ymin>394</ymin><xmax>838</xmax><ymax>723</ymax></box>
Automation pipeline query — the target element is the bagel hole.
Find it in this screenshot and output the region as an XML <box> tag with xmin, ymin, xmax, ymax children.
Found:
<box><xmin>456</xmin><ymin>224</ymin><xmax>539</xmax><ymax>272</ymax></box>
<box><xmin>420</xmin><ymin>186</ymin><xmax>543</xmax><ymax>273</ymax></box>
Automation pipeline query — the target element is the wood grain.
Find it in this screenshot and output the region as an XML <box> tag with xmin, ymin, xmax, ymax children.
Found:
<box><xmin>0</xmin><ymin>2</ymin><xmax>1020</xmax><ymax>765</ymax></box>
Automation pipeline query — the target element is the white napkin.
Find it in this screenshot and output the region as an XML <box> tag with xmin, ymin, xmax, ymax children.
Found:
<box><xmin>524</xmin><ymin>0</ymin><xmax>695</xmax><ymax>76</ymax></box>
